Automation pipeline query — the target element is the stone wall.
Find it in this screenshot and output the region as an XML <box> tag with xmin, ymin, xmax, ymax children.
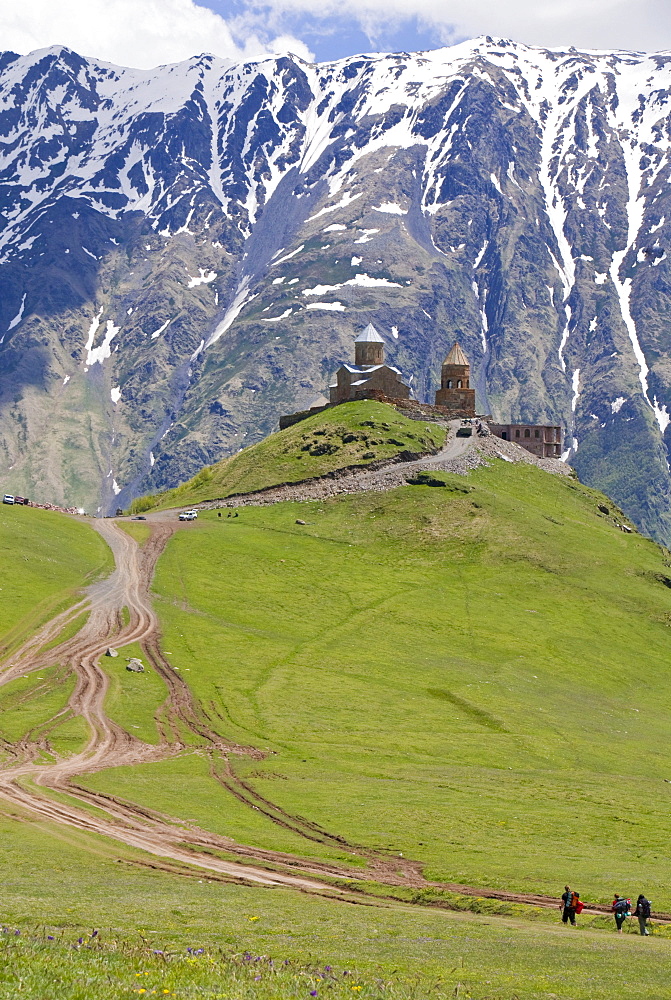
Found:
<box><xmin>434</xmin><ymin>386</ymin><xmax>476</xmax><ymax>416</ymax></box>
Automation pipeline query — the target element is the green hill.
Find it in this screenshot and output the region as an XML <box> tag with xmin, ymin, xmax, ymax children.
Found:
<box><xmin>0</xmin><ymin>506</ymin><xmax>111</xmax><ymax>657</ymax></box>
<box><xmin>131</xmin><ymin>400</ymin><xmax>446</xmax><ymax>511</ymax></box>
<box><xmin>92</xmin><ymin>457</ymin><xmax>671</xmax><ymax>911</ymax></box>
<box><xmin>4</xmin><ymin>444</ymin><xmax>671</xmax><ymax>997</ymax></box>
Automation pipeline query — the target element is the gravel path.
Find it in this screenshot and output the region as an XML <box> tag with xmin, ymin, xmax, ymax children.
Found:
<box><xmin>197</xmin><ymin>422</ymin><xmax>571</xmax><ymax>510</ymax></box>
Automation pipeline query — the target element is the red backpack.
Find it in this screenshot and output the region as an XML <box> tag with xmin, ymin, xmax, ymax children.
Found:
<box><xmin>575</xmin><ymin>899</ymin><xmax>584</xmax><ymax>914</ymax></box>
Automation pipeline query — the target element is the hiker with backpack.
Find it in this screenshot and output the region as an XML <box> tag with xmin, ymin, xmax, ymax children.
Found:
<box><xmin>560</xmin><ymin>885</ymin><xmax>580</xmax><ymax>925</ymax></box>
<box><xmin>634</xmin><ymin>894</ymin><xmax>652</xmax><ymax>935</ymax></box>
<box><xmin>612</xmin><ymin>894</ymin><xmax>631</xmax><ymax>932</ymax></box>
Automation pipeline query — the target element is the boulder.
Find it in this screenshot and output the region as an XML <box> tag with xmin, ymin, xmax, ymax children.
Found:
<box><xmin>295</xmin><ymin>519</ymin><xmax>306</xmax><ymax>525</ymax></box>
<box><xmin>106</xmin><ymin>647</ymin><xmax>119</xmax><ymax>658</ymax></box>
<box><xmin>125</xmin><ymin>658</ymin><xmax>145</xmax><ymax>673</ymax></box>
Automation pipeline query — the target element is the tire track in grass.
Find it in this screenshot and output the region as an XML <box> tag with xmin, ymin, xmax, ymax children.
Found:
<box><xmin>0</xmin><ymin>515</ymin><xmax>666</xmax><ymax>923</ymax></box>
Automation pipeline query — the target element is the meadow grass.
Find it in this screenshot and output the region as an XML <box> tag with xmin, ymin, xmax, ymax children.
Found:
<box><xmin>0</xmin><ymin>663</ymin><xmax>74</xmax><ymax>742</ymax></box>
<box><xmin>0</xmin><ymin>811</ymin><xmax>669</xmax><ymax>1000</ymax></box>
<box><xmin>118</xmin><ymin>521</ymin><xmax>153</xmax><ymax>546</ymax></box>
<box><xmin>110</xmin><ymin>460</ymin><xmax>671</xmax><ymax>910</ymax></box>
<box><xmin>0</xmin><ymin>506</ymin><xmax>112</xmax><ymax>656</ymax></box>
<box><xmin>0</xmin><ymin>662</ymin><xmax>90</xmax><ymax>759</ymax></box>
<box><xmin>133</xmin><ymin>401</ymin><xmax>446</xmax><ymax>511</ymax></box>
<box><xmin>100</xmin><ymin>642</ymin><xmax>168</xmax><ymax>745</ymax></box>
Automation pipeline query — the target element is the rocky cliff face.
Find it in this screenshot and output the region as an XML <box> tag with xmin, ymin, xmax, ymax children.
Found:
<box><xmin>1</xmin><ymin>39</ymin><xmax>671</xmax><ymax>537</ymax></box>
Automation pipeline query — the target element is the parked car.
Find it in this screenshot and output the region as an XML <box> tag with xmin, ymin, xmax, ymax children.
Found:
<box><xmin>179</xmin><ymin>510</ymin><xmax>198</xmax><ymax>521</ymax></box>
<box><xmin>3</xmin><ymin>495</ymin><xmax>14</xmax><ymax>505</ymax></box>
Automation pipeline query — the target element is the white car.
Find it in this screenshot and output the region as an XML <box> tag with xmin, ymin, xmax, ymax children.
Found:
<box><xmin>2</xmin><ymin>495</ymin><xmax>14</xmax><ymax>505</ymax></box>
<box><xmin>178</xmin><ymin>510</ymin><xmax>198</xmax><ymax>521</ymax></box>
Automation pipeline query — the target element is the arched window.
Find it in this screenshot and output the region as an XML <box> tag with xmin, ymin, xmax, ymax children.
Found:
<box><xmin>457</xmin><ymin>379</ymin><xmax>462</xmax><ymax>388</ymax></box>
<box><xmin>535</xmin><ymin>429</ymin><xmax>540</xmax><ymax>438</ymax></box>
<box><xmin>515</xmin><ymin>429</ymin><xmax>520</xmax><ymax>438</ymax></box>
<box><xmin>524</xmin><ymin>428</ymin><xmax>531</xmax><ymax>438</ymax></box>
<box><xmin>447</xmin><ymin>379</ymin><xmax>453</xmax><ymax>389</ymax></box>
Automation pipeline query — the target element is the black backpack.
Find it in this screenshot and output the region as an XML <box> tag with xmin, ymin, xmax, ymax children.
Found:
<box><xmin>641</xmin><ymin>898</ymin><xmax>651</xmax><ymax>918</ymax></box>
<box><xmin>615</xmin><ymin>898</ymin><xmax>630</xmax><ymax>914</ymax></box>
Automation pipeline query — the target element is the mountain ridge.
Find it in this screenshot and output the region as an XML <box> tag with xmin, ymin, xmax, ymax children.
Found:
<box><xmin>1</xmin><ymin>37</ymin><xmax>671</xmax><ymax>538</ymax></box>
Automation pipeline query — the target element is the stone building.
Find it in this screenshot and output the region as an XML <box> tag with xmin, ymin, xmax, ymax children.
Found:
<box><xmin>329</xmin><ymin>324</ymin><xmax>411</xmax><ymax>404</ymax></box>
<box><xmin>434</xmin><ymin>342</ymin><xmax>476</xmax><ymax>417</ymax></box>
<box><xmin>489</xmin><ymin>423</ymin><xmax>562</xmax><ymax>459</ymax></box>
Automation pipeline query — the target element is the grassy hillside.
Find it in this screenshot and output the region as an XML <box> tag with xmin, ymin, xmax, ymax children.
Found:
<box><xmin>131</xmin><ymin>401</ymin><xmax>445</xmax><ymax>511</ymax></box>
<box><xmin>1</xmin><ymin>808</ymin><xmax>670</xmax><ymax>1000</ymax></box>
<box><xmin>87</xmin><ymin>460</ymin><xmax>671</xmax><ymax>914</ymax></box>
<box><xmin>0</xmin><ymin>506</ymin><xmax>112</xmax><ymax>658</ymax></box>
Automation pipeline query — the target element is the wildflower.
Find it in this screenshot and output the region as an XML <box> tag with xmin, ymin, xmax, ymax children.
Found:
<box><xmin>91</xmin><ymin>930</ymin><xmax>98</xmax><ymax>938</ymax></box>
<box><xmin>14</xmin><ymin>930</ymin><xmax>20</xmax><ymax>936</ymax></box>
<box><xmin>310</xmin><ymin>992</ymin><xmax>318</xmax><ymax>997</ymax></box>
<box><xmin>254</xmin><ymin>975</ymin><xmax>262</xmax><ymax>981</ymax></box>
<box><xmin>324</xmin><ymin>966</ymin><xmax>331</xmax><ymax>972</ymax></box>
<box><xmin>47</xmin><ymin>936</ymin><xmax>54</xmax><ymax>941</ymax></box>
<box><xmin>77</xmin><ymin>938</ymin><xmax>83</xmax><ymax>945</ymax></box>
<box><xmin>248</xmin><ymin>916</ymin><xmax>260</xmax><ymax>922</ymax></box>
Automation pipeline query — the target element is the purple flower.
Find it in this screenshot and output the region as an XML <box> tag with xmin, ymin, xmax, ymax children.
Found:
<box><xmin>47</xmin><ymin>936</ymin><xmax>54</xmax><ymax>941</ymax></box>
<box><xmin>77</xmin><ymin>938</ymin><xmax>83</xmax><ymax>945</ymax></box>
<box><xmin>324</xmin><ymin>966</ymin><xmax>331</xmax><ymax>972</ymax></box>
<box><xmin>91</xmin><ymin>930</ymin><xmax>98</xmax><ymax>939</ymax></box>
<box><xmin>14</xmin><ymin>930</ymin><xmax>20</xmax><ymax>936</ymax></box>
<box><xmin>310</xmin><ymin>991</ymin><xmax>318</xmax><ymax>997</ymax></box>
<box><xmin>254</xmin><ymin>975</ymin><xmax>262</xmax><ymax>980</ymax></box>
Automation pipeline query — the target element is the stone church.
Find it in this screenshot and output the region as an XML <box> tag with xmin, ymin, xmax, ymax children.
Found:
<box><xmin>329</xmin><ymin>324</ymin><xmax>411</xmax><ymax>403</ymax></box>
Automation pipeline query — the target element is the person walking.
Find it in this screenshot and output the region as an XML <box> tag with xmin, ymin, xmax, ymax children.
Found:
<box><xmin>560</xmin><ymin>885</ymin><xmax>577</xmax><ymax>925</ymax></box>
<box><xmin>634</xmin><ymin>894</ymin><xmax>651</xmax><ymax>936</ymax></box>
<box><xmin>612</xmin><ymin>894</ymin><xmax>630</xmax><ymax>933</ymax></box>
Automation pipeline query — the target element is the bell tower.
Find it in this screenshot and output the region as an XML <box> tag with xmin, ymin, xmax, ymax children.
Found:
<box><xmin>435</xmin><ymin>341</ymin><xmax>476</xmax><ymax>416</ymax></box>
<box><xmin>354</xmin><ymin>323</ymin><xmax>384</xmax><ymax>366</ymax></box>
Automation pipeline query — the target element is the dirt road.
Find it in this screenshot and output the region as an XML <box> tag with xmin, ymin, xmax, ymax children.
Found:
<box><xmin>0</xmin><ymin>504</ymin><xmax>638</xmax><ymax>921</ymax></box>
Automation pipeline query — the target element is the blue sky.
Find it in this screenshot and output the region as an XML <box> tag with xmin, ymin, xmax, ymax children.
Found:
<box><xmin>212</xmin><ymin>0</ymin><xmax>447</xmax><ymax>63</ymax></box>
<box><xmin>2</xmin><ymin>0</ymin><xmax>670</xmax><ymax>70</ymax></box>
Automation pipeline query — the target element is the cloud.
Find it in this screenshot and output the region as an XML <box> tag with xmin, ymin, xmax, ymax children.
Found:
<box><xmin>1</xmin><ymin>0</ymin><xmax>314</xmax><ymax>69</ymax></box>
<box><xmin>252</xmin><ymin>0</ymin><xmax>671</xmax><ymax>53</ymax></box>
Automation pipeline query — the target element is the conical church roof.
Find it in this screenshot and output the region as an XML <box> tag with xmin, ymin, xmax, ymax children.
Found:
<box><xmin>444</xmin><ymin>341</ymin><xmax>470</xmax><ymax>366</ymax></box>
<box><xmin>355</xmin><ymin>323</ymin><xmax>384</xmax><ymax>343</ymax></box>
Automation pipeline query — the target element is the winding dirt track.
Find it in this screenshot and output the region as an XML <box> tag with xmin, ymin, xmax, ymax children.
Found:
<box><xmin>0</xmin><ymin>515</ymin><xmax>658</xmax><ymax>920</ymax></box>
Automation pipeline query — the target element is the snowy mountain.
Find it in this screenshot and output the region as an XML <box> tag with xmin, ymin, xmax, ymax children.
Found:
<box><xmin>1</xmin><ymin>39</ymin><xmax>671</xmax><ymax>538</ymax></box>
